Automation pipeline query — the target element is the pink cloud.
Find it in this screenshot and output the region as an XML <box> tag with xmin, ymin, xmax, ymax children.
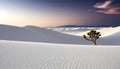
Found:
<box><xmin>94</xmin><ymin>0</ymin><xmax>112</xmax><ymax>9</ymax></box>
<box><xmin>93</xmin><ymin>0</ymin><xmax>120</xmax><ymax>14</ymax></box>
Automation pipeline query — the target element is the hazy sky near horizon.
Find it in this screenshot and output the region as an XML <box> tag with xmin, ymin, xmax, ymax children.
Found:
<box><xmin>0</xmin><ymin>0</ymin><xmax>120</xmax><ymax>27</ymax></box>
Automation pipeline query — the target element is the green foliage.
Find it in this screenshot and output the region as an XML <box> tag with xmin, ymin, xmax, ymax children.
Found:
<box><xmin>83</xmin><ymin>30</ymin><xmax>101</xmax><ymax>45</ymax></box>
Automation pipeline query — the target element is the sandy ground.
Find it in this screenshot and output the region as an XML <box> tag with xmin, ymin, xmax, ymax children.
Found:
<box><xmin>0</xmin><ymin>40</ymin><xmax>120</xmax><ymax>69</ymax></box>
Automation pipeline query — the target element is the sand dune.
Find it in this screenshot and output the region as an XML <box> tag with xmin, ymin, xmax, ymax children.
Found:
<box><xmin>0</xmin><ymin>40</ymin><xmax>120</xmax><ymax>69</ymax></box>
<box><xmin>98</xmin><ymin>31</ymin><xmax>120</xmax><ymax>45</ymax></box>
<box><xmin>0</xmin><ymin>25</ymin><xmax>91</xmax><ymax>44</ymax></box>
<box><xmin>61</xmin><ymin>26</ymin><xmax>120</xmax><ymax>37</ymax></box>
<box><xmin>24</xmin><ymin>26</ymin><xmax>120</xmax><ymax>45</ymax></box>
<box><xmin>48</xmin><ymin>26</ymin><xmax>120</xmax><ymax>45</ymax></box>
<box><xmin>96</xmin><ymin>26</ymin><xmax>120</xmax><ymax>37</ymax></box>
<box><xmin>0</xmin><ymin>24</ymin><xmax>120</xmax><ymax>45</ymax></box>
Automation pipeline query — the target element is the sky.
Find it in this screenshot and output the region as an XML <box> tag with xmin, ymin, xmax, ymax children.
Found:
<box><xmin>0</xmin><ymin>0</ymin><xmax>120</xmax><ymax>27</ymax></box>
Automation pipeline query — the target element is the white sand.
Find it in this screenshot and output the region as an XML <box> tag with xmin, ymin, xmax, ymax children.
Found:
<box><xmin>0</xmin><ymin>25</ymin><xmax>91</xmax><ymax>44</ymax></box>
<box><xmin>0</xmin><ymin>25</ymin><xmax>120</xmax><ymax>45</ymax></box>
<box><xmin>59</xmin><ymin>26</ymin><xmax>120</xmax><ymax>37</ymax></box>
<box><xmin>0</xmin><ymin>40</ymin><xmax>120</xmax><ymax>69</ymax></box>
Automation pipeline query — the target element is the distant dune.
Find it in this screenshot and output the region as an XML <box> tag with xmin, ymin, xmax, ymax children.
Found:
<box><xmin>49</xmin><ymin>26</ymin><xmax>120</xmax><ymax>45</ymax></box>
<box><xmin>0</xmin><ymin>24</ymin><xmax>120</xmax><ymax>45</ymax></box>
<box><xmin>0</xmin><ymin>25</ymin><xmax>90</xmax><ymax>44</ymax></box>
<box><xmin>58</xmin><ymin>26</ymin><xmax>120</xmax><ymax>37</ymax></box>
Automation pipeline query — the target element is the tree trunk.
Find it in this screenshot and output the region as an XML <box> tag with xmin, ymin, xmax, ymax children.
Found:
<box><xmin>93</xmin><ymin>41</ymin><xmax>96</xmax><ymax>45</ymax></box>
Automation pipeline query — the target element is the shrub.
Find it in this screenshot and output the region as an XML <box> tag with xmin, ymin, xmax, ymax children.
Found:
<box><xmin>83</xmin><ymin>30</ymin><xmax>101</xmax><ymax>45</ymax></box>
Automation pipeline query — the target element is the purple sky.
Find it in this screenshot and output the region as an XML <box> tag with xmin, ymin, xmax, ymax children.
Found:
<box><xmin>0</xmin><ymin>0</ymin><xmax>120</xmax><ymax>27</ymax></box>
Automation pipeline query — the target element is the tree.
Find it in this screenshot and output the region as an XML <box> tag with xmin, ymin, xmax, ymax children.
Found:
<box><xmin>83</xmin><ymin>30</ymin><xmax>101</xmax><ymax>45</ymax></box>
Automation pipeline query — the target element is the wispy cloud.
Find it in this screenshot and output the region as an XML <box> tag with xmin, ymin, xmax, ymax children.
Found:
<box><xmin>92</xmin><ymin>0</ymin><xmax>120</xmax><ymax>14</ymax></box>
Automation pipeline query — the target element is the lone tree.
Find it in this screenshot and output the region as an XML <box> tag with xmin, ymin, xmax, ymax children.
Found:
<box><xmin>83</xmin><ymin>30</ymin><xmax>101</xmax><ymax>45</ymax></box>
